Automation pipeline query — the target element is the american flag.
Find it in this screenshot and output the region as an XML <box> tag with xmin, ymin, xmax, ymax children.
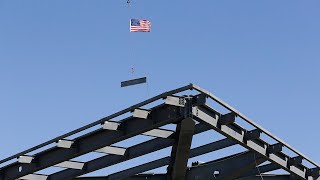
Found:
<box><xmin>130</xmin><ymin>19</ymin><xmax>151</xmax><ymax>32</ymax></box>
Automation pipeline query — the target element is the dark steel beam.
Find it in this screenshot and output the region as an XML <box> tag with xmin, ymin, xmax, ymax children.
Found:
<box><xmin>121</xmin><ymin>77</ymin><xmax>147</xmax><ymax>87</ymax></box>
<box><xmin>0</xmin><ymin>105</ymin><xmax>182</xmax><ymax>180</ymax></box>
<box><xmin>167</xmin><ymin>118</ymin><xmax>195</xmax><ymax>180</ymax></box>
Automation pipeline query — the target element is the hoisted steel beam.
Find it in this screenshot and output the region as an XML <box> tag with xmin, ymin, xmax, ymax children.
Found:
<box><xmin>121</xmin><ymin>77</ymin><xmax>147</xmax><ymax>87</ymax></box>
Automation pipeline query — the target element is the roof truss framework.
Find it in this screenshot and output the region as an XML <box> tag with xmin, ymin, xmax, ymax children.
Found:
<box><xmin>0</xmin><ymin>84</ymin><xmax>319</xmax><ymax>180</ymax></box>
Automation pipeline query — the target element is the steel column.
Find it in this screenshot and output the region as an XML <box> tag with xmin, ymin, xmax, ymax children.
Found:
<box><xmin>167</xmin><ymin>118</ymin><xmax>195</xmax><ymax>180</ymax></box>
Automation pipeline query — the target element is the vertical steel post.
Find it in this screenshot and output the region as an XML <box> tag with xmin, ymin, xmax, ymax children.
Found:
<box><xmin>168</xmin><ymin>98</ymin><xmax>195</xmax><ymax>180</ymax></box>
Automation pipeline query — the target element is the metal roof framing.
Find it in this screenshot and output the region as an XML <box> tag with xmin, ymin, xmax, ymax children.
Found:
<box><xmin>0</xmin><ymin>84</ymin><xmax>319</xmax><ymax>180</ymax></box>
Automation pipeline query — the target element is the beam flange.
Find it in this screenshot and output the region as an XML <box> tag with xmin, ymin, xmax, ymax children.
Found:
<box><xmin>269</xmin><ymin>153</ymin><xmax>288</xmax><ymax>168</ymax></box>
<box><xmin>246</xmin><ymin>139</ymin><xmax>267</xmax><ymax>155</ymax></box>
<box><xmin>132</xmin><ymin>109</ymin><xmax>150</xmax><ymax>119</ymax></box>
<box><xmin>18</xmin><ymin>156</ymin><xmax>34</xmax><ymax>164</ymax></box>
<box><xmin>95</xmin><ymin>146</ymin><xmax>127</xmax><ymax>156</ymax></box>
<box><xmin>54</xmin><ymin>161</ymin><xmax>85</xmax><ymax>170</ymax></box>
<box><xmin>57</xmin><ymin>139</ymin><xmax>74</xmax><ymax>149</ymax></box>
<box><xmin>165</xmin><ymin>96</ymin><xmax>185</xmax><ymax>107</ymax></box>
<box><xmin>192</xmin><ymin>106</ymin><xmax>219</xmax><ymax>127</ymax></box>
<box><xmin>102</xmin><ymin>121</ymin><xmax>120</xmax><ymax>131</ymax></box>
<box><xmin>18</xmin><ymin>174</ymin><xmax>48</xmax><ymax>180</ymax></box>
<box><xmin>142</xmin><ymin>129</ymin><xmax>174</xmax><ymax>138</ymax></box>
<box><xmin>289</xmin><ymin>165</ymin><xmax>306</xmax><ymax>179</ymax></box>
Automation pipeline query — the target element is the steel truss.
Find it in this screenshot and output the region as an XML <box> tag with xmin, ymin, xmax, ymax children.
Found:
<box><xmin>0</xmin><ymin>84</ymin><xmax>319</xmax><ymax>180</ymax></box>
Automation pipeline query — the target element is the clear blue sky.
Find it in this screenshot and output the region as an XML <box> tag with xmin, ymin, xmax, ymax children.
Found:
<box><xmin>0</xmin><ymin>0</ymin><xmax>319</xmax><ymax>175</ymax></box>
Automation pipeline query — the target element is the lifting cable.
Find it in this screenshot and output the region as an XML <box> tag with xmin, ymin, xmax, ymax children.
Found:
<box><xmin>122</xmin><ymin>0</ymin><xmax>150</xmax><ymax>97</ymax></box>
